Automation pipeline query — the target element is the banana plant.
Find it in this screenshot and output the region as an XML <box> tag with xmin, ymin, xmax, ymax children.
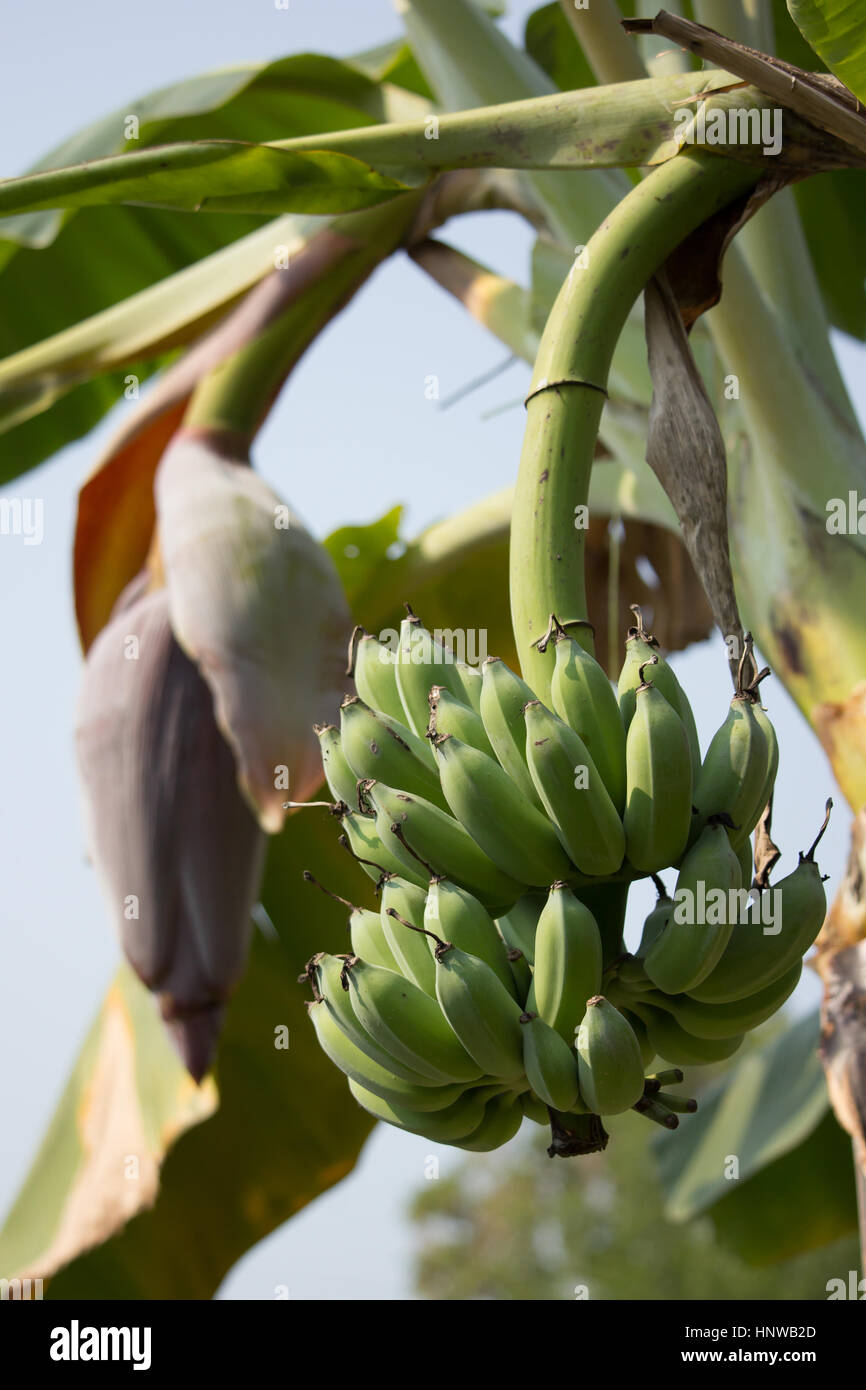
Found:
<box><xmin>2</xmin><ymin>0</ymin><xmax>866</xmax><ymax>1295</ymax></box>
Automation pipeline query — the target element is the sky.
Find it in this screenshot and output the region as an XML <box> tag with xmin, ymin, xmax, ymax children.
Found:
<box><xmin>0</xmin><ymin>0</ymin><xmax>862</xmax><ymax>1301</ymax></box>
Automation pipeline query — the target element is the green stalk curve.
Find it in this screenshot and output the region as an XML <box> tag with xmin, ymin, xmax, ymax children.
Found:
<box><xmin>510</xmin><ymin>150</ymin><xmax>759</xmax><ymax>700</ymax></box>
<box><xmin>183</xmin><ymin>197</ymin><xmax>420</xmax><ymax>442</ymax></box>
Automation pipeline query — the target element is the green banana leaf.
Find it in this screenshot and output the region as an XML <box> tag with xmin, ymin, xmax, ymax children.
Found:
<box><xmin>0</xmin><ymin>142</ymin><xmax>413</xmax><ymax>220</ymax></box>
<box><xmin>0</xmin><ymin>213</ymin><xmax>324</xmax><ymax>451</ymax></box>
<box><xmin>0</xmin><ymin>50</ymin><xmax>427</xmax><ymax>480</ymax></box>
<box><xmin>523</xmin><ymin>2</ymin><xmax>597</xmax><ymax>92</ymax></box>
<box><xmin>787</xmin><ymin>0</ymin><xmax>866</xmax><ymax>104</ymax></box>
<box><xmin>654</xmin><ymin>1011</ymin><xmax>858</xmax><ymax>1263</ymax></box>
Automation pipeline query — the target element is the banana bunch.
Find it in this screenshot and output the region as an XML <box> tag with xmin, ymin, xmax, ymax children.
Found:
<box><xmin>300</xmin><ymin>608</ymin><xmax>828</xmax><ymax>1158</ymax></box>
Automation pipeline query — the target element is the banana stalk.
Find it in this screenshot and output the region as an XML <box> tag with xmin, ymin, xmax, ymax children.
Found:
<box><xmin>509</xmin><ymin>151</ymin><xmax>758</xmax><ymax>698</ymax></box>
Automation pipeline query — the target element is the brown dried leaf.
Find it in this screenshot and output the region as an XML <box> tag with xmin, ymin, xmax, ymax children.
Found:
<box><xmin>819</xmin><ymin>939</ymin><xmax>866</xmax><ymax>1178</ymax></box>
<box><xmin>643</xmin><ymin>271</ymin><xmax>741</xmax><ymax>673</ymax></box>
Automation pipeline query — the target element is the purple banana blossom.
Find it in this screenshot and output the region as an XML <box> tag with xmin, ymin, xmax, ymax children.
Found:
<box><xmin>76</xmin><ymin>577</ymin><xmax>266</xmax><ymax>1081</ymax></box>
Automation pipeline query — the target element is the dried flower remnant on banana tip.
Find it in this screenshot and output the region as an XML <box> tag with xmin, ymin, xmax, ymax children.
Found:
<box><xmin>75</xmin><ymin>578</ymin><xmax>265</xmax><ymax>1081</ymax></box>
<box><xmin>155</xmin><ymin>430</ymin><xmax>351</xmax><ymax>833</ymax></box>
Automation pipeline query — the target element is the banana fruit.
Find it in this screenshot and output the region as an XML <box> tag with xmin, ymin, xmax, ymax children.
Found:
<box><xmin>644</xmin><ymin>823</ymin><xmax>740</xmax><ymax>995</ymax></box>
<box><xmin>345</xmin><ymin>956</ymin><xmax>481</xmax><ymax>1083</ymax></box>
<box><xmin>576</xmin><ymin>996</ymin><xmax>646</xmax><ymax>1115</ymax></box>
<box><xmin>423</xmin><ymin>877</ymin><xmax>516</xmax><ymax>995</ymax></box>
<box><xmin>367</xmin><ymin>782</ymin><xmax>523</xmax><ymax>912</ymax></box>
<box><xmin>479</xmin><ymin>656</ymin><xmax>544</xmax><ymax>808</ymax></box>
<box><xmin>434</xmin><ymin>944</ymin><xmax>526</xmax><ymax>1080</ymax></box>
<box><xmin>349</xmin><ymin>627</ymin><xmax>406</xmax><ymax>725</ymax></box>
<box><xmin>304</xmin><ymin>603</ymin><xmax>821</xmax><ymax>1161</ymax></box>
<box><xmin>623</xmin><ymin>658</ymin><xmax>692</xmax><ymax>874</ymax></box>
<box><xmin>428</xmin><ymin>685</ymin><xmax>495</xmax><ymax>757</ymax></box>
<box><xmin>618</xmin><ymin>607</ymin><xmax>701</xmax><ymax>776</ymax></box>
<box><xmin>643</xmin><ymin>961</ymin><xmax>802</xmax><ymax>1039</ymax></box>
<box><xmin>520</xmin><ymin>1011</ymin><xmax>581</xmax><ymax>1112</ymax></box>
<box><xmin>432</xmin><ymin>731</ymin><xmax>572</xmax><ymax>886</ymax></box>
<box><xmin>395</xmin><ymin>609</ymin><xmax>478</xmax><ymax>736</ymax></box>
<box><xmin>524</xmin><ymin>701</ymin><xmax>625</xmax><ymax>876</ymax></box>
<box><xmin>692</xmin><ymin>662</ymin><xmax>772</xmax><ymax>851</ymax></box>
<box><xmin>688</xmin><ymin>803</ymin><xmax>830</xmax><ymax>1004</ymax></box>
<box><xmin>341</xmin><ymin>696</ymin><xmax>444</xmax><ymax>804</ymax></box>
<box><xmin>533</xmin><ymin>881</ymin><xmax>603</xmax><ymax>1045</ymax></box>
<box><xmin>316</xmin><ymin>723</ymin><xmax>359</xmax><ymax>808</ymax></box>
<box><xmin>545</xmin><ymin>617</ymin><xmax>627</xmax><ymax>812</ymax></box>
<box><xmin>380</xmin><ymin>876</ymin><xmax>437</xmax><ymax>995</ymax></box>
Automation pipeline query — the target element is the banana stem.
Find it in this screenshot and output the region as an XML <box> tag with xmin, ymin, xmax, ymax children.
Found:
<box><xmin>510</xmin><ymin>150</ymin><xmax>759</xmax><ymax>697</ymax></box>
<box><xmin>557</xmin><ymin>0</ymin><xmax>647</xmax><ymax>84</ymax></box>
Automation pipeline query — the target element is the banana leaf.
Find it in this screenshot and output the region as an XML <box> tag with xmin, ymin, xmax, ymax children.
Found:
<box><xmin>654</xmin><ymin>1011</ymin><xmax>858</xmax><ymax>1262</ymax></box>
<box><xmin>0</xmin><ymin>50</ymin><xmax>428</xmax><ymax>479</ymax></box>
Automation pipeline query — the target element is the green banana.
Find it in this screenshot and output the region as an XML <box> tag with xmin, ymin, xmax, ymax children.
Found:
<box><xmin>505</xmin><ymin>947</ymin><xmax>533</xmax><ymax>1004</ymax></box>
<box><xmin>688</xmin><ymin>804</ymin><xmax>830</xmax><ymax>1004</ymax></box>
<box><xmin>316</xmin><ymin>724</ymin><xmax>359</xmax><ymax>808</ymax></box>
<box><xmin>692</xmin><ymin>693</ymin><xmax>769</xmax><ymax>850</ymax></box>
<box><xmin>644</xmin><ymin>823</ymin><xmax>741</xmax><ymax>995</ymax></box>
<box><xmin>750</xmin><ymin>697</ymin><xmax>779</xmax><ymax>829</ymax></box>
<box><xmin>434</xmin><ymin>944</ymin><xmax>526</xmax><ymax>1080</ymax></box>
<box><xmin>646</xmin><ymin>961</ymin><xmax>802</xmax><ymax>1039</ymax></box>
<box><xmin>310</xmin><ymin>953</ymin><xmax>440</xmax><ymax>1085</ymax></box>
<box><xmin>349</xmin><ymin>906</ymin><xmax>401</xmax><ymax>974</ymax></box>
<box><xmin>520</xmin><ymin>1091</ymin><xmax>551</xmax><ymax>1125</ymax></box>
<box><xmin>637</xmin><ymin>882</ymin><xmax>674</xmax><ymax>956</ymax></box>
<box><xmin>617</xmin><ymin>607</ymin><xmax>701</xmax><ymax>775</ymax></box>
<box><xmin>620</xmin><ymin>1008</ymin><xmax>656</xmax><ymax>1068</ymax></box>
<box><xmin>345</xmin><ymin>956</ymin><xmax>481</xmax><ymax>1083</ymax></box>
<box><xmin>496</xmin><ymin>892</ymin><xmax>544</xmax><ymax>979</ymax></box>
<box><xmin>496</xmin><ymin>891</ymin><xmax>544</xmax><ymax>966</ymax></box>
<box><xmin>394</xmin><ymin>609</ymin><xmax>476</xmax><ymax>736</ymax></box>
<box><xmin>451</xmin><ymin>1091</ymin><xmax>524</xmax><ymax>1151</ymax></box>
<box><xmin>524</xmin><ymin>701</ymin><xmax>626</xmax><ymax>877</ymax></box>
<box><xmin>479</xmin><ymin>657</ymin><xmax>544</xmax><ymax>809</ymax></box>
<box><xmin>347</xmin><ymin>1076</ymin><xmax>500</xmax><ymax>1141</ymax></box>
<box><xmin>533</xmin><ymin>882</ymin><xmax>603</xmax><ymax>1045</ymax></box>
<box><xmin>575</xmin><ymin>996</ymin><xmax>646</xmax><ymax>1115</ymax></box>
<box><xmin>340</xmin><ymin>807</ymin><xmax>426</xmax><ymax>888</ymax></box>
<box><xmin>623</xmin><ymin>658</ymin><xmax>692</xmax><ymax>873</ymax></box>
<box><xmin>340</xmin><ymin>696</ymin><xmax>444</xmax><ymax>803</ymax></box>
<box><xmin>631</xmin><ymin>1000</ymin><xmax>745</xmax><ymax>1066</ymax></box>
<box><xmin>432</xmin><ymin>732</ymin><xmax>573</xmax><ymax>886</ymax></box>
<box><xmin>456</xmin><ymin>660</ymin><xmax>484</xmax><ymax>714</ymax></box>
<box><xmin>349</xmin><ymin>626</ymin><xmax>406</xmax><ymax>725</ymax></box>
<box><xmin>367</xmin><ymin>783</ymin><xmax>523</xmax><ymax>912</ymax></box>
<box><xmin>520</xmin><ymin>1011</ymin><xmax>581</xmax><ymax>1112</ymax></box>
<box><xmin>428</xmin><ymin>684</ymin><xmax>496</xmax><ymax>757</ymax></box>
<box><xmin>380</xmin><ymin>877</ymin><xmax>437</xmax><ymax>995</ymax></box>
<box><xmin>423</xmin><ymin>878</ymin><xmax>516</xmax><ymax>995</ymax></box>
<box><xmin>308</xmin><ymin>1000</ymin><xmax>468</xmax><ymax>1111</ymax></box>
<box><xmin>546</xmin><ymin>618</ymin><xmax>627</xmax><ymax>812</ymax></box>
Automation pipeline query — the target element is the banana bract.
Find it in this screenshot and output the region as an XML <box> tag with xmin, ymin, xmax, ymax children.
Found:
<box><xmin>299</xmin><ymin>611</ymin><xmax>821</xmax><ymax>1159</ymax></box>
